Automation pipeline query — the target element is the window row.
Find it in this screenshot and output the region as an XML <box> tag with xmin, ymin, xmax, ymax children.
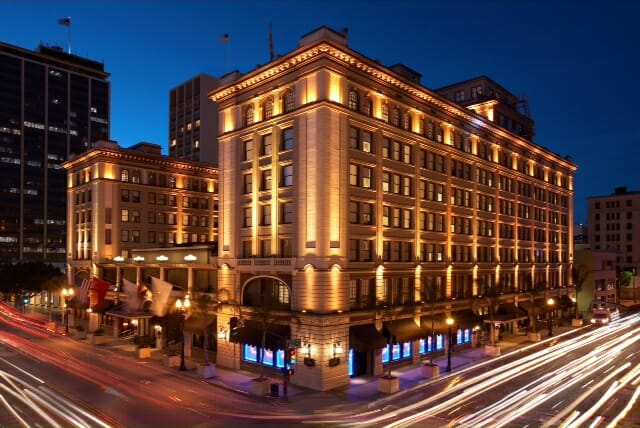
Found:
<box><xmin>243</xmin><ymin>90</ymin><xmax>295</xmax><ymax>127</ymax></box>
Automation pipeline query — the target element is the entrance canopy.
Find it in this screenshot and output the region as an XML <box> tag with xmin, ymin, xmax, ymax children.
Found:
<box><xmin>231</xmin><ymin>319</ymin><xmax>290</xmax><ymax>350</ymax></box>
<box><xmin>382</xmin><ymin>318</ymin><xmax>425</xmax><ymax>343</ymax></box>
<box><xmin>349</xmin><ymin>324</ymin><xmax>387</xmax><ymax>351</ymax></box>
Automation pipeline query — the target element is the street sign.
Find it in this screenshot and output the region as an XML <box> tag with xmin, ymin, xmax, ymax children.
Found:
<box><xmin>286</xmin><ymin>338</ymin><xmax>301</xmax><ymax>348</ymax></box>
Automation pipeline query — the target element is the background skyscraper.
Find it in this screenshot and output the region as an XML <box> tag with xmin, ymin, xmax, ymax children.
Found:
<box><xmin>0</xmin><ymin>41</ymin><xmax>110</xmax><ymax>265</ymax></box>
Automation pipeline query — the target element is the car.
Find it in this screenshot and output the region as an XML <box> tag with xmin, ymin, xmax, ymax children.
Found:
<box><xmin>591</xmin><ymin>312</ymin><xmax>610</xmax><ymax>325</ymax></box>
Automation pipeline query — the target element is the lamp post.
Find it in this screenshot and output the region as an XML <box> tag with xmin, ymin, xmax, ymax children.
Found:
<box><xmin>446</xmin><ymin>317</ymin><xmax>454</xmax><ymax>372</ymax></box>
<box><xmin>61</xmin><ymin>287</ymin><xmax>75</xmax><ymax>334</ymax></box>
<box><xmin>175</xmin><ymin>295</ymin><xmax>190</xmax><ymax>371</ymax></box>
<box><xmin>547</xmin><ymin>298</ymin><xmax>555</xmax><ymax>337</ymax></box>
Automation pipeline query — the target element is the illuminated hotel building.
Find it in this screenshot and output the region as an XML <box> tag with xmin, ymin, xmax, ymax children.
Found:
<box><xmin>211</xmin><ymin>26</ymin><xmax>576</xmax><ymax>391</ymax></box>
<box><xmin>0</xmin><ymin>42</ymin><xmax>110</xmax><ymax>265</ymax></box>
<box><xmin>62</xmin><ymin>140</ymin><xmax>219</xmax><ymax>292</ymax></box>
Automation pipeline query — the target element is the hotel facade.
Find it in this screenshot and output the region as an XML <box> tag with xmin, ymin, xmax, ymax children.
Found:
<box><xmin>210</xmin><ymin>27</ymin><xmax>577</xmax><ymax>391</ymax></box>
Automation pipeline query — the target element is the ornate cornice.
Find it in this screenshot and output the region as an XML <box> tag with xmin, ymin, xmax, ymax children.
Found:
<box><xmin>210</xmin><ymin>42</ymin><xmax>576</xmax><ymax>171</ymax></box>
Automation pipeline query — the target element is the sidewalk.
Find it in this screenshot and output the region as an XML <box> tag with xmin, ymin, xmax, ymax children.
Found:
<box><xmin>20</xmin><ymin>304</ymin><xmax>573</xmax><ymax>415</ymax></box>
<box><xmin>80</xmin><ymin>327</ymin><xmax>567</xmax><ymax>415</ymax></box>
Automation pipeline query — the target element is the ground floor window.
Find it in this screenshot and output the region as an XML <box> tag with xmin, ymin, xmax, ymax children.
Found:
<box><xmin>419</xmin><ymin>335</ymin><xmax>445</xmax><ymax>354</ymax></box>
<box><xmin>382</xmin><ymin>341</ymin><xmax>412</xmax><ymax>363</ymax></box>
<box><xmin>242</xmin><ymin>344</ymin><xmax>285</xmax><ymax>368</ymax></box>
<box><xmin>457</xmin><ymin>328</ymin><xmax>472</xmax><ymax>344</ymax></box>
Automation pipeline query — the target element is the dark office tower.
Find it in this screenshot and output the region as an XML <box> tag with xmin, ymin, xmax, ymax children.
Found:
<box><xmin>169</xmin><ymin>74</ymin><xmax>218</xmax><ymax>164</ymax></box>
<box><xmin>0</xmin><ymin>42</ymin><xmax>110</xmax><ymax>265</ymax></box>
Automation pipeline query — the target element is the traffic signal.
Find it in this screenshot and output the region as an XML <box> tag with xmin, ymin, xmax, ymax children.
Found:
<box><xmin>289</xmin><ymin>348</ymin><xmax>297</xmax><ymax>365</ymax></box>
<box><xmin>23</xmin><ymin>298</ymin><xmax>28</xmax><ymax>304</ymax></box>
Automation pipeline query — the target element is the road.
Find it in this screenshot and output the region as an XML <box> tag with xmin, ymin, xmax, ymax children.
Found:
<box><xmin>351</xmin><ymin>313</ymin><xmax>640</xmax><ymax>427</ymax></box>
<box><xmin>3</xmin><ymin>300</ymin><xmax>640</xmax><ymax>427</ymax></box>
<box><xmin>0</xmin><ymin>303</ymin><xmax>307</xmax><ymax>427</ymax></box>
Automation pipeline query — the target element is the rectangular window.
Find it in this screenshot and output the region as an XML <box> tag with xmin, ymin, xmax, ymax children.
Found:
<box><xmin>244</xmin><ymin>173</ymin><xmax>252</xmax><ymax>193</ymax></box>
<box><xmin>282</xmin><ymin>165</ymin><xmax>293</xmax><ymax>187</ymax></box>
<box><xmin>121</xmin><ymin>209</ymin><xmax>129</xmax><ymax>222</ymax></box>
<box><xmin>121</xmin><ymin>230</ymin><xmax>129</xmax><ymax>242</ymax></box>
<box><xmin>105</xmin><ymin>229</ymin><xmax>111</xmax><ymax>245</ymax></box>
<box><xmin>261</xmin><ymin>134</ymin><xmax>272</xmax><ymax>156</ymax></box>
<box><xmin>244</xmin><ymin>207</ymin><xmax>252</xmax><ymax>227</ymax></box>
<box><xmin>261</xmin><ymin>169</ymin><xmax>272</xmax><ymax>191</ymax></box>
<box><xmin>262</xmin><ymin>205</ymin><xmax>271</xmax><ymax>225</ymax></box>
<box><xmin>243</xmin><ymin>139</ymin><xmax>253</xmax><ymax>161</ymax></box>
<box><xmin>281</xmin><ymin>201</ymin><xmax>293</xmax><ymax>224</ymax></box>
<box><xmin>281</xmin><ymin>128</ymin><xmax>294</xmax><ymax>151</ymax></box>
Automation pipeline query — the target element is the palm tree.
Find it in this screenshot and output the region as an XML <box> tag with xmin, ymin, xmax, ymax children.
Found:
<box><xmin>571</xmin><ymin>264</ymin><xmax>592</xmax><ymax>319</ymax></box>
<box><xmin>479</xmin><ymin>282</ymin><xmax>501</xmax><ymax>346</ymax></box>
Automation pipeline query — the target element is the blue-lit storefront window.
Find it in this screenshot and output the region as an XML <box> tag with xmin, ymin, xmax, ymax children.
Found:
<box><xmin>381</xmin><ymin>341</ymin><xmax>412</xmax><ymax>363</ymax></box>
<box><xmin>419</xmin><ymin>334</ymin><xmax>445</xmax><ymax>354</ymax></box>
<box><xmin>242</xmin><ymin>344</ymin><xmax>285</xmax><ymax>368</ymax></box>
<box><xmin>457</xmin><ymin>328</ymin><xmax>472</xmax><ymax>344</ymax></box>
<box><xmin>348</xmin><ymin>348</ymin><xmax>354</xmax><ymax>376</ymax></box>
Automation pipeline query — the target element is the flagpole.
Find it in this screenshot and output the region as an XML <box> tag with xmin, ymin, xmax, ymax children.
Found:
<box><xmin>67</xmin><ymin>22</ymin><xmax>71</xmax><ymax>54</ymax></box>
<box><xmin>226</xmin><ymin>43</ymin><xmax>230</xmax><ymax>73</ymax></box>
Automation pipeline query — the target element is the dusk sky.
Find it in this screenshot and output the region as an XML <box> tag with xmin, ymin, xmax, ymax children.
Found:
<box><xmin>2</xmin><ymin>1</ymin><xmax>639</xmax><ymax>224</ymax></box>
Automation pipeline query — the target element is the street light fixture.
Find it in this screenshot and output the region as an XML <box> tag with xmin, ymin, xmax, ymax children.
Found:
<box><xmin>547</xmin><ymin>298</ymin><xmax>555</xmax><ymax>337</ymax></box>
<box><xmin>61</xmin><ymin>287</ymin><xmax>75</xmax><ymax>334</ymax></box>
<box><xmin>175</xmin><ymin>295</ymin><xmax>191</xmax><ymax>371</ymax></box>
<box><xmin>184</xmin><ymin>254</ymin><xmax>197</xmax><ymax>263</ymax></box>
<box><xmin>446</xmin><ymin>317</ymin><xmax>454</xmax><ymax>372</ymax></box>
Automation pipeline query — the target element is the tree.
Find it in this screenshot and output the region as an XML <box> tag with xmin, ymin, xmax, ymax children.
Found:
<box><xmin>571</xmin><ymin>264</ymin><xmax>592</xmax><ymax>318</ymax></box>
<box><xmin>478</xmin><ymin>282</ymin><xmax>501</xmax><ymax>346</ymax></box>
<box><xmin>191</xmin><ymin>292</ymin><xmax>216</xmax><ymax>366</ymax></box>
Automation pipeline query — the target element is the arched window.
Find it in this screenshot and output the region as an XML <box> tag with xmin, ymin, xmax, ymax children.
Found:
<box><xmin>120</xmin><ymin>169</ymin><xmax>129</xmax><ymax>182</ymax></box>
<box><xmin>348</xmin><ymin>90</ymin><xmax>358</xmax><ymax>111</ymax></box>
<box><xmin>391</xmin><ymin>107</ymin><xmax>400</xmax><ymax>127</ymax></box>
<box><xmin>244</xmin><ymin>104</ymin><xmax>255</xmax><ymax>127</ymax></box>
<box><xmin>283</xmin><ymin>89</ymin><xmax>295</xmax><ymax>113</ymax></box>
<box><xmin>243</xmin><ymin>277</ymin><xmax>291</xmax><ymax>309</ymax></box>
<box><xmin>131</xmin><ymin>170</ymin><xmax>141</xmax><ymax>184</ymax></box>
<box><xmin>363</xmin><ymin>96</ymin><xmax>372</xmax><ymax>116</ymax></box>
<box><xmin>403</xmin><ymin>111</ymin><xmax>412</xmax><ymax>131</ymax></box>
<box><xmin>381</xmin><ymin>103</ymin><xmax>389</xmax><ymax>122</ymax></box>
<box><xmin>262</xmin><ymin>97</ymin><xmax>274</xmax><ymax>120</ymax></box>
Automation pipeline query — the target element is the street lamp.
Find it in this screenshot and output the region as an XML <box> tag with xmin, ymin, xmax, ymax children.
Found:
<box><xmin>446</xmin><ymin>317</ymin><xmax>454</xmax><ymax>372</ymax></box>
<box><xmin>61</xmin><ymin>287</ymin><xmax>75</xmax><ymax>334</ymax></box>
<box><xmin>175</xmin><ymin>295</ymin><xmax>190</xmax><ymax>371</ymax></box>
<box><xmin>547</xmin><ymin>298</ymin><xmax>555</xmax><ymax>337</ymax></box>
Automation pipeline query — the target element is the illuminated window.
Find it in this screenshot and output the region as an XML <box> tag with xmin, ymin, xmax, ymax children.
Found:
<box><xmin>243</xmin><ymin>139</ymin><xmax>253</xmax><ymax>161</ymax></box>
<box><xmin>363</xmin><ymin>96</ymin><xmax>372</xmax><ymax>116</ymax></box>
<box><xmin>283</xmin><ymin>89</ymin><xmax>295</xmax><ymax>113</ymax></box>
<box><xmin>121</xmin><ymin>169</ymin><xmax>129</xmax><ymax>182</ymax></box>
<box><xmin>281</xmin><ymin>128</ymin><xmax>293</xmax><ymax>151</ymax></box>
<box><xmin>381</xmin><ymin>103</ymin><xmax>389</xmax><ymax>122</ymax></box>
<box><xmin>121</xmin><ymin>209</ymin><xmax>129</xmax><ymax>222</ymax></box>
<box><xmin>262</xmin><ymin>97</ymin><xmax>274</xmax><ymax>120</ymax></box>
<box><xmin>391</xmin><ymin>107</ymin><xmax>400</xmax><ymax>127</ymax></box>
<box><xmin>261</xmin><ymin>134</ymin><xmax>272</xmax><ymax>156</ymax></box>
<box><xmin>170</xmin><ymin>139</ymin><xmax>176</xmax><ymax>147</ymax></box>
<box><xmin>348</xmin><ymin>90</ymin><xmax>358</xmax><ymax>111</ymax></box>
<box><xmin>281</xmin><ymin>165</ymin><xmax>293</xmax><ymax>187</ymax></box>
<box><xmin>244</xmin><ymin>105</ymin><xmax>255</xmax><ymax>126</ymax></box>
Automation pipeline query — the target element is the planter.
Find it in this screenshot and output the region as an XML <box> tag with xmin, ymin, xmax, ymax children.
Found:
<box><xmin>571</xmin><ymin>318</ymin><xmax>583</xmax><ymax>327</ymax></box>
<box><xmin>528</xmin><ymin>332</ymin><xmax>542</xmax><ymax>342</ymax></box>
<box><xmin>197</xmin><ymin>364</ymin><xmax>216</xmax><ymax>379</ymax></box>
<box><xmin>378</xmin><ymin>376</ymin><xmax>400</xmax><ymax>394</ymax></box>
<box><xmin>421</xmin><ymin>362</ymin><xmax>440</xmax><ymax>379</ymax></box>
<box><xmin>163</xmin><ymin>354</ymin><xmax>180</xmax><ymax>367</ymax></box>
<box><xmin>46</xmin><ymin>321</ymin><xmax>56</xmax><ymax>331</ymax></box>
<box><xmin>90</xmin><ymin>334</ymin><xmax>107</xmax><ymax>345</ymax></box>
<box><xmin>74</xmin><ymin>330</ymin><xmax>87</xmax><ymax>340</ymax></box>
<box><xmin>249</xmin><ymin>378</ymin><xmax>271</xmax><ymax>396</ymax></box>
<box><xmin>137</xmin><ymin>347</ymin><xmax>151</xmax><ymax>359</ymax></box>
<box><xmin>484</xmin><ymin>344</ymin><xmax>501</xmax><ymax>356</ymax></box>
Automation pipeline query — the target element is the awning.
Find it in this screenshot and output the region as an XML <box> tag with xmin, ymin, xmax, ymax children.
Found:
<box><xmin>518</xmin><ymin>300</ymin><xmax>538</xmax><ymax>315</ymax></box>
<box><xmin>420</xmin><ymin>313</ymin><xmax>448</xmax><ymax>334</ymax></box>
<box><xmin>349</xmin><ymin>324</ymin><xmax>387</xmax><ymax>351</ymax></box>
<box><xmin>91</xmin><ymin>299</ymin><xmax>115</xmax><ymax>314</ymax></box>
<box><xmin>451</xmin><ymin>310</ymin><xmax>483</xmax><ymax>330</ymax></box>
<box><xmin>230</xmin><ymin>319</ymin><xmax>290</xmax><ymax>350</ymax></box>
<box><xmin>67</xmin><ymin>297</ymin><xmax>89</xmax><ymax>310</ymax></box>
<box><xmin>558</xmin><ymin>294</ymin><xmax>575</xmax><ymax>309</ymax></box>
<box><xmin>184</xmin><ymin>316</ymin><xmax>215</xmax><ymax>333</ymax></box>
<box><xmin>485</xmin><ymin>303</ymin><xmax>527</xmax><ymax>323</ymax></box>
<box><xmin>383</xmin><ymin>318</ymin><xmax>425</xmax><ymax>343</ymax></box>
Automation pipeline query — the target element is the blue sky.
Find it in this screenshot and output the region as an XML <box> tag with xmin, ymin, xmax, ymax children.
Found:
<box><xmin>2</xmin><ymin>1</ymin><xmax>639</xmax><ymax>224</ymax></box>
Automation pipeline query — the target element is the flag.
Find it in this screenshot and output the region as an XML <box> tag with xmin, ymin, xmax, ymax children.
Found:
<box><xmin>75</xmin><ymin>278</ymin><xmax>91</xmax><ymax>305</ymax></box>
<box><xmin>90</xmin><ymin>277</ymin><xmax>111</xmax><ymax>306</ymax></box>
<box><xmin>58</xmin><ymin>17</ymin><xmax>71</xmax><ymax>27</ymax></box>
<box><xmin>122</xmin><ymin>278</ymin><xmax>140</xmax><ymax>313</ymax></box>
<box><xmin>219</xmin><ymin>33</ymin><xmax>230</xmax><ymax>43</ymax></box>
<box><xmin>150</xmin><ymin>277</ymin><xmax>174</xmax><ymax>317</ymax></box>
